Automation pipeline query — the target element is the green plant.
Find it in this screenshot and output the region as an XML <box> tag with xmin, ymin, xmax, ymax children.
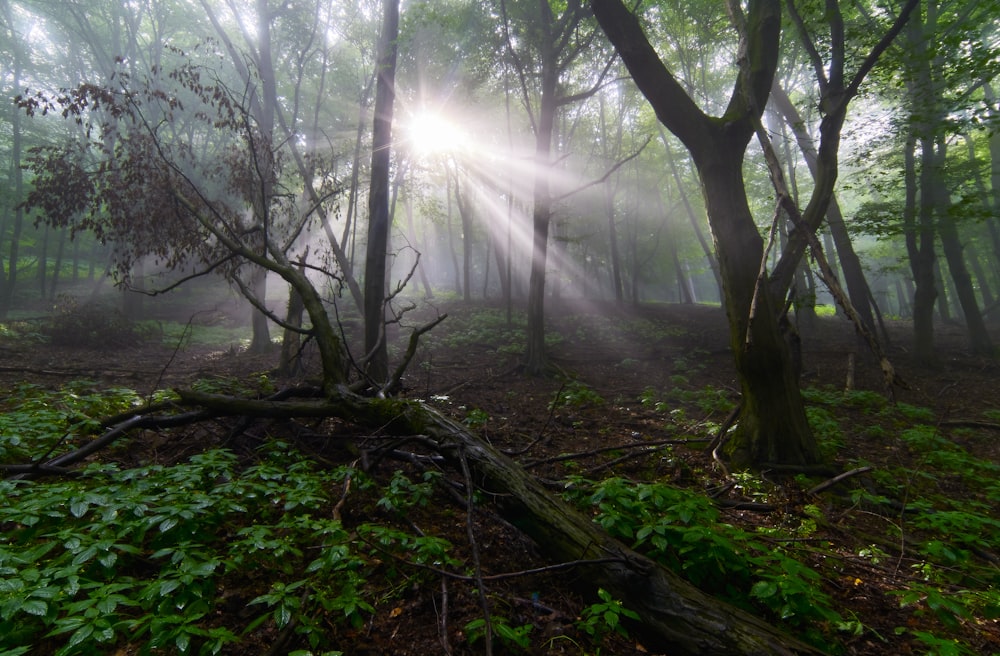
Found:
<box><xmin>639</xmin><ymin>387</ymin><xmax>671</xmax><ymax>413</ymax></box>
<box><xmin>464</xmin><ymin>616</ymin><xmax>533</xmax><ymax>649</ymax></box>
<box><xmin>0</xmin><ymin>440</ymin><xmax>468</xmax><ymax>654</ymax></box>
<box><xmin>376</xmin><ymin>470</ymin><xmax>440</xmax><ymax>513</ymax></box>
<box><xmin>563</xmin><ymin>476</ymin><xmax>842</xmax><ymax>638</ymax></box>
<box><xmin>463</xmin><ymin>408</ymin><xmax>490</xmax><ymax>428</ymax></box>
<box><xmin>671</xmin><ymin>384</ymin><xmax>734</xmax><ymax>414</ymax></box>
<box><xmin>894</xmin><ymin>627</ymin><xmax>978</xmax><ymax>656</ymax></box>
<box><xmin>577</xmin><ymin>588</ymin><xmax>640</xmax><ymax>640</ymax></box>
<box><xmin>805</xmin><ymin>406</ymin><xmax>844</xmax><ymax>457</ymax></box>
<box><xmin>550</xmin><ymin>381</ymin><xmax>604</xmax><ymax>410</ymax></box>
<box><xmin>43</xmin><ymin>298</ymin><xmax>160</xmax><ymax>349</ymax></box>
<box><xmin>0</xmin><ymin>383</ymin><xmax>142</xmax><ymax>463</ymax></box>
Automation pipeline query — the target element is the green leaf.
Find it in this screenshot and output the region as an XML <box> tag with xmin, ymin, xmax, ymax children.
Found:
<box><xmin>69</xmin><ymin>500</ymin><xmax>89</xmax><ymax>518</ymax></box>
<box><xmin>751</xmin><ymin>580</ymin><xmax>778</xmax><ymax>600</ymax></box>
<box><xmin>275</xmin><ymin>603</ymin><xmax>293</xmax><ymax>628</ymax></box>
<box><xmin>65</xmin><ymin>622</ymin><xmax>95</xmax><ymax>649</ymax></box>
<box><xmin>21</xmin><ymin>599</ymin><xmax>48</xmax><ymax>617</ymax></box>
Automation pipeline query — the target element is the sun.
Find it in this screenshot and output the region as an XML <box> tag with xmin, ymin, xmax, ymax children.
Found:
<box><xmin>404</xmin><ymin>110</ymin><xmax>470</xmax><ymax>159</ymax></box>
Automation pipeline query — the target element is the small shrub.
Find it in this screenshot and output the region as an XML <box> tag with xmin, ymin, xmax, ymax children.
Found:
<box><xmin>44</xmin><ymin>298</ymin><xmax>158</xmax><ymax>349</ymax></box>
<box><xmin>465</xmin><ymin>616</ymin><xmax>533</xmax><ymax>650</ymax></box>
<box><xmin>578</xmin><ymin>588</ymin><xmax>640</xmax><ymax>640</ymax></box>
<box><xmin>550</xmin><ymin>381</ymin><xmax>604</xmax><ymax>410</ymax></box>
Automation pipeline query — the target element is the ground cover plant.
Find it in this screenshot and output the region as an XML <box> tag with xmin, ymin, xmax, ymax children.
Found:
<box><xmin>0</xmin><ymin>301</ymin><xmax>998</xmax><ymax>655</ymax></box>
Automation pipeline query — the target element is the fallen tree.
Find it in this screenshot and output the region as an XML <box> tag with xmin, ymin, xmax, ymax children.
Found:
<box><xmin>172</xmin><ymin>388</ymin><xmax>826</xmax><ymax>656</ymax></box>
<box><xmin>4</xmin><ymin>386</ymin><xmax>827</xmax><ymax>654</ymax></box>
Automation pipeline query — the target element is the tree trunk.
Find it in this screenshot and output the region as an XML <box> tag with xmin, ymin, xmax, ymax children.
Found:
<box><xmin>932</xmin><ymin>147</ymin><xmax>994</xmax><ymax>353</ymax></box>
<box><xmin>964</xmin><ymin>244</ymin><xmax>995</xmax><ymax>309</ymax></box>
<box><xmin>248</xmin><ymin>266</ymin><xmax>271</xmax><ymax>353</ymax></box>
<box><xmin>701</xmin><ymin>150</ymin><xmax>820</xmax><ymax>467</ymax></box>
<box><xmin>902</xmin><ymin>127</ymin><xmax>937</xmax><ymax>364</ymax></box>
<box><xmin>454</xmin><ymin>167</ymin><xmax>474</xmax><ymax>303</ymax></box>
<box><xmin>49</xmin><ymin>227</ymin><xmax>67</xmax><ymax>301</ymax></box>
<box><xmin>524</xmin><ymin>66</ymin><xmax>558</xmax><ymax>375</ymax></box>
<box><xmin>279</xmin><ymin>254</ymin><xmax>308</xmax><ymax>377</ymax></box>
<box><xmin>445</xmin><ymin>174</ymin><xmax>462</xmax><ymax>297</ymax></box>
<box><xmin>363</xmin><ymin>0</ymin><xmax>400</xmax><ymax>384</ymax></box>
<box><xmin>1</xmin><ymin>23</ymin><xmax>24</xmax><ymax>318</ymax></box>
<box><xmin>660</xmin><ymin>130</ymin><xmax>722</xmax><ymax>302</ymax></box>
<box><xmin>38</xmin><ymin>224</ymin><xmax>48</xmax><ymax>299</ymax></box>
<box><xmin>605</xmin><ymin>182</ymin><xmax>624</xmax><ymax>303</ymax></box>
<box><xmin>402</xmin><ymin>194</ymin><xmax>434</xmax><ymax>299</ymax></box>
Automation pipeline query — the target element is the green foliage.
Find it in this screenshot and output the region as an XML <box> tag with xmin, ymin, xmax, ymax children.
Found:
<box><xmin>0</xmin><ymin>383</ymin><xmax>142</xmax><ymax>464</ymax></box>
<box><xmin>577</xmin><ymin>588</ymin><xmax>640</xmax><ymax>640</ymax></box>
<box><xmin>837</xmin><ymin>404</ymin><xmax>1000</xmax><ymax>645</ymax></box>
<box><xmin>801</xmin><ymin>386</ymin><xmax>889</xmax><ymax>413</ymax></box>
<box><xmin>462</xmin><ymin>407</ymin><xmax>490</xmax><ymax>428</ymax></box>
<box><xmin>0</xmin><ymin>442</ymin><xmax>454</xmax><ymax>654</ymax></box>
<box><xmin>375</xmin><ymin>469</ymin><xmax>440</xmax><ymax>513</ymax></box>
<box><xmin>153</xmin><ymin>321</ymin><xmax>251</xmax><ymax>348</ymax></box>
<box><xmin>464</xmin><ymin>616</ymin><xmax>533</xmax><ymax>650</ymax></box>
<box><xmin>670</xmin><ymin>384</ymin><xmax>734</xmax><ymax>414</ymax></box>
<box><xmin>550</xmin><ymin>381</ymin><xmax>605</xmax><ymax>410</ymax></box>
<box><xmin>426</xmin><ymin>307</ymin><xmax>562</xmax><ymax>355</ymax></box>
<box><xmin>639</xmin><ymin>386</ymin><xmax>671</xmax><ymax>413</ymax></box>
<box><xmin>190</xmin><ymin>374</ymin><xmax>274</xmax><ymax>398</ymax></box>
<box><xmin>563</xmin><ymin>477</ymin><xmax>840</xmax><ymax>634</ymax></box>
<box><xmin>805</xmin><ymin>406</ymin><xmax>845</xmax><ymax>458</ymax></box>
<box><xmin>642</xmin><ymin>378</ymin><xmax>735</xmax><ymax>417</ymax></box>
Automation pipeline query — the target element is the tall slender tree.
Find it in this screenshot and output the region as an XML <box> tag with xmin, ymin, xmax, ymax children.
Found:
<box><xmin>363</xmin><ymin>0</ymin><xmax>400</xmax><ymax>384</ymax></box>
<box><xmin>498</xmin><ymin>0</ymin><xmax>612</xmax><ymax>374</ymax></box>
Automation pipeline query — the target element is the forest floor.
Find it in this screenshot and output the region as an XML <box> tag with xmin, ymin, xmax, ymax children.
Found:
<box><xmin>1</xmin><ymin>296</ymin><xmax>999</xmax><ymax>655</ymax></box>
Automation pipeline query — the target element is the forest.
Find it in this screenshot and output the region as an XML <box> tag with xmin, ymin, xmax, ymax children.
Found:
<box><xmin>0</xmin><ymin>0</ymin><xmax>998</xmax><ymax>654</ymax></box>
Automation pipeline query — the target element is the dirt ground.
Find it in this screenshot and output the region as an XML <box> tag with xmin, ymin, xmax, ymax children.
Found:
<box><xmin>2</xmin><ymin>298</ymin><xmax>999</xmax><ymax>655</ymax></box>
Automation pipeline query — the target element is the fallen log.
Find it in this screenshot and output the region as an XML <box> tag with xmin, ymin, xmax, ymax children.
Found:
<box><xmin>176</xmin><ymin>388</ymin><xmax>826</xmax><ymax>655</ymax></box>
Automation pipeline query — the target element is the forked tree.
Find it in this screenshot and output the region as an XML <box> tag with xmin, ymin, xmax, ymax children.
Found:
<box><xmin>590</xmin><ymin>0</ymin><xmax>917</xmax><ymax>468</ymax></box>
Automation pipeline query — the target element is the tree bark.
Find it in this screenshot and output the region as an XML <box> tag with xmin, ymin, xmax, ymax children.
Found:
<box><xmin>248</xmin><ymin>266</ymin><xmax>272</xmax><ymax>353</ymax></box>
<box><xmin>902</xmin><ymin>129</ymin><xmax>937</xmax><ymax>363</ymax></box>
<box><xmin>524</xmin><ymin>46</ymin><xmax>558</xmax><ymax>375</ymax></box>
<box><xmin>454</xmin><ymin>167</ymin><xmax>474</xmax><ymax>303</ymax></box>
<box><xmin>932</xmin><ymin>142</ymin><xmax>994</xmax><ymax>354</ymax></box>
<box><xmin>363</xmin><ymin>0</ymin><xmax>400</xmax><ymax>384</ymax></box>
<box><xmin>660</xmin><ymin>130</ymin><xmax>722</xmax><ymax>302</ymax></box>
<box><xmin>1</xmin><ymin>8</ymin><xmax>24</xmax><ymax>319</ymax></box>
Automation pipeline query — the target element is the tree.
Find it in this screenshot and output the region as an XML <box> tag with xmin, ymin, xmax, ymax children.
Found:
<box><xmin>498</xmin><ymin>0</ymin><xmax>611</xmax><ymax>375</ymax></box>
<box><xmin>18</xmin><ymin>58</ymin><xmax>350</xmax><ymax>393</ymax></box>
<box><xmin>590</xmin><ymin>0</ymin><xmax>817</xmax><ymax>467</ymax></box>
<box><xmin>363</xmin><ymin>0</ymin><xmax>400</xmax><ymax>384</ymax></box>
<box><xmin>902</xmin><ymin>0</ymin><xmax>994</xmax><ymax>359</ymax></box>
<box><xmin>0</xmin><ymin>0</ymin><xmax>27</xmax><ymax>318</ymax></box>
<box><xmin>590</xmin><ymin>0</ymin><xmax>916</xmax><ymax>468</ymax></box>
<box><xmin>770</xmin><ymin>82</ymin><xmax>878</xmax><ymax>338</ymax></box>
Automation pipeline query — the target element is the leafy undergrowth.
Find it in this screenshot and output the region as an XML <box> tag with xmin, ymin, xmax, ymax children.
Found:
<box><xmin>1</xmin><ymin>301</ymin><xmax>999</xmax><ymax>655</ymax></box>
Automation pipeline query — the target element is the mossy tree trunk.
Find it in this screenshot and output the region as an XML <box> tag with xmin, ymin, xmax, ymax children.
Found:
<box><xmin>591</xmin><ymin>0</ymin><xmax>821</xmax><ymax>469</ymax></box>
